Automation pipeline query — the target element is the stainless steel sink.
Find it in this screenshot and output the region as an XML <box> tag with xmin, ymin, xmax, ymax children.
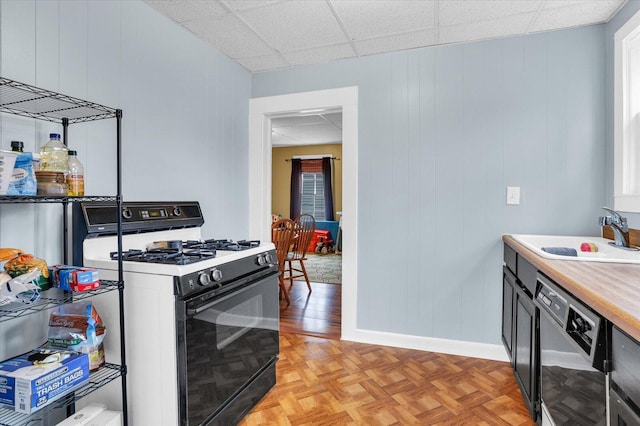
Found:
<box><xmin>510</xmin><ymin>234</ymin><xmax>640</xmax><ymax>264</ymax></box>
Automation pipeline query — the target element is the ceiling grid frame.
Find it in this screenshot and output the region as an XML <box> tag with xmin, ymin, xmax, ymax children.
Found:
<box><xmin>145</xmin><ymin>0</ymin><xmax>628</xmax><ymax>72</ymax></box>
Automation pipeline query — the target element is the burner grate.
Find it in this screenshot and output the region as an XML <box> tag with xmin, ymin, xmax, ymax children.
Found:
<box><xmin>108</xmin><ymin>238</ymin><xmax>259</xmax><ymax>265</ymax></box>
<box><xmin>110</xmin><ymin>247</ymin><xmax>216</xmax><ymax>265</ymax></box>
<box><xmin>196</xmin><ymin>239</ymin><xmax>261</xmax><ymax>251</ymax></box>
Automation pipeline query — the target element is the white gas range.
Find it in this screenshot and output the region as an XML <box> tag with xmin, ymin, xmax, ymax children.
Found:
<box><xmin>74</xmin><ymin>202</ymin><xmax>279</xmax><ymax>426</ymax></box>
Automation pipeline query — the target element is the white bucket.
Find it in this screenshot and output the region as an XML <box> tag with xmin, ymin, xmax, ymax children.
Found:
<box><xmin>0</xmin><ymin>150</ymin><xmax>19</xmax><ymax>195</ymax></box>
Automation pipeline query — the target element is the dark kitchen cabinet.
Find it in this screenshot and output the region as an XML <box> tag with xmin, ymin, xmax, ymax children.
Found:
<box><xmin>513</xmin><ymin>284</ymin><xmax>537</xmax><ymax>420</ymax></box>
<box><xmin>502</xmin><ymin>267</ymin><xmax>515</xmax><ymax>361</ymax></box>
<box><xmin>502</xmin><ymin>243</ymin><xmax>539</xmax><ymax>422</ymax></box>
<box><xmin>610</xmin><ymin>326</ymin><xmax>640</xmax><ymax>426</ymax></box>
<box><xmin>502</xmin><ymin>244</ymin><xmax>517</xmax><ymax>363</ymax></box>
<box><xmin>0</xmin><ymin>78</ymin><xmax>127</xmax><ymax>426</ymax></box>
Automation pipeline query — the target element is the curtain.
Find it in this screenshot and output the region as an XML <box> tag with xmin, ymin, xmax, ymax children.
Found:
<box><xmin>322</xmin><ymin>157</ymin><xmax>334</xmax><ymax>221</ymax></box>
<box><xmin>290</xmin><ymin>158</ymin><xmax>302</xmax><ymax>219</ymax></box>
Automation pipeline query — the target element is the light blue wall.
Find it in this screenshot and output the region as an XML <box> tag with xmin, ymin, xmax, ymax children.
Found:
<box><xmin>253</xmin><ymin>26</ymin><xmax>607</xmax><ymax>344</ymax></box>
<box><xmin>0</xmin><ymin>0</ymin><xmax>252</xmax><ymax>249</ymax></box>
<box><xmin>605</xmin><ymin>0</ymin><xmax>640</xmax><ymax>226</ymax></box>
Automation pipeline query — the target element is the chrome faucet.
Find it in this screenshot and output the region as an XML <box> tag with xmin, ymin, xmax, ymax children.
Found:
<box><xmin>598</xmin><ymin>207</ymin><xmax>638</xmax><ymax>250</ymax></box>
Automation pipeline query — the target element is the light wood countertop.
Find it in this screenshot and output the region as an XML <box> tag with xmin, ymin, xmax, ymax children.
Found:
<box><xmin>503</xmin><ymin>234</ymin><xmax>640</xmax><ymax>342</ymax></box>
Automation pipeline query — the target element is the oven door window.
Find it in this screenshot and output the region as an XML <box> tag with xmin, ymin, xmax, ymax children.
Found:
<box><xmin>539</xmin><ymin>311</ymin><xmax>606</xmax><ymax>425</ymax></box>
<box><xmin>181</xmin><ymin>276</ymin><xmax>279</xmax><ymax>425</ymax></box>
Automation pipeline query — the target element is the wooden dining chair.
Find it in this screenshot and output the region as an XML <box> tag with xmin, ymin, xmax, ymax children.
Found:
<box><xmin>285</xmin><ymin>213</ymin><xmax>316</xmax><ymax>292</ymax></box>
<box><xmin>271</xmin><ymin>218</ymin><xmax>295</xmax><ymax>305</ymax></box>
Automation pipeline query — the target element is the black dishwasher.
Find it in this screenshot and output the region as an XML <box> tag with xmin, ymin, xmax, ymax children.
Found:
<box><xmin>535</xmin><ymin>273</ymin><xmax>607</xmax><ymax>426</ymax></box>
<box><xmin>610</xmin><ymin>326</ymin><xmax>640</xmax><ymax>426</ymax></box>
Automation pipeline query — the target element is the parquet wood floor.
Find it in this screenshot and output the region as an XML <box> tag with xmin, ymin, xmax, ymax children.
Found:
<box><xmin>265</xmin><ymin>277</ymin><xmax>534</xmax><ymax>425</ymax></box>
<box><xmin>239</xmin><ymin>333</ymin><xmax>535</xmax><ymax>426</ymax></box>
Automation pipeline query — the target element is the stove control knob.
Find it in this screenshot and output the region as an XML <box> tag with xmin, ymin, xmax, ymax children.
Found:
<box><xmin>122</xmin><ymin>208</ymin><xmax>132</xmax><ymax>219</ymax></box>
<box><xmin>265</xmin><ymin>253</ymin><xmax>273</xmax><ymax>264</ymax></box>
<box><xmin>256</xmin><ymin>255</ymin><xmax>266</xmax><ymax>266</ymax></box>
<box><xmin>211</xmin><ymin>269</ymin><xmax>223</xmax><ymax>282</ymax></box>
<box><xmin>198</xmin><ymin>273</ymin><xmax>211</xmax><ymax>286</ymax></box>
<box><xmin>173</xmin><ymin>207</ymin><xmax>182</xmax><ymax>217</ymax></box>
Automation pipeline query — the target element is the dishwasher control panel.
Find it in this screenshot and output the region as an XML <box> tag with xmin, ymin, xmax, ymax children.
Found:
<box><xmin>536</xmin><ymin>278</ymin><xmax>568</xmax><ymax>326</ymax></box>
<box><xmin>536</xmin><ymin>273</ymin><xmax>606</xmax><ymax>366</ymax></box>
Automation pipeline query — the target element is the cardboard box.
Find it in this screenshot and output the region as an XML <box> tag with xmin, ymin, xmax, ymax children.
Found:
<box><xmin>0</xmin><ymin>349</ymin><xmax>90</xmax><ymax>414</ymax></box>
<box><xmin>71</xmin><ymin>280</ymin><xmax>100</xmax><ymax>293</ymax></box>
<box><xmin>51</xmin><ymin>265</ymin><xmax>100</xmax><ymax>293</ymax></box>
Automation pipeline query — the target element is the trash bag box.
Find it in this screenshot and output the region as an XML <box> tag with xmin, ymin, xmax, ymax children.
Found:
<box><xmin>0</xmin><ymin>349</ymin><xmax>90</xmax><ymax>414</ymax></box>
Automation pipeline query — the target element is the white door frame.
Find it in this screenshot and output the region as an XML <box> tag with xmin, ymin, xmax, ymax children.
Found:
<box><xmin>249</xmin><ymin>86</ymin><xmax>358</xmax><ymax>340</ymax></box>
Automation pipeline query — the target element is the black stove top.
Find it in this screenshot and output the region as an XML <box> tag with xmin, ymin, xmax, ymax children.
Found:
<box><xmin>185</xmin><ymin>239</ymin><xmax>261</xmax><ymax>251</ymax></box>
<box><xmin>110</xmin><ymin>239</ymin><xmax>261</xmax><ymax>265</ymax></box>
<box><xmin>110</xmin><ymin>248</ymin><xmax>216</xmax><ymax>265</ymax></box>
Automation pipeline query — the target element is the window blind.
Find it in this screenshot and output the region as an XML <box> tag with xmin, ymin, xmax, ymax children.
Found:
<box><xmin>300</xmin><ymin>172</ymin><xmax>325</xmax><ymax>220</ymax></box>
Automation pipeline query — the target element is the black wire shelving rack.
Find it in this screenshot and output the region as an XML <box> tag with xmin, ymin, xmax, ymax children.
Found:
<box><xmin>0</xmin><ymin>77</ymin><xmax>127</xmax><ymax>425</ymax></box>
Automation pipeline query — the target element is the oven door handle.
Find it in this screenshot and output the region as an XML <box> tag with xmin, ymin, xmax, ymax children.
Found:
<box><xmin>186</xmin><ymin>269</ymin><xmax>278</xmax><ymax>315</ymax></box>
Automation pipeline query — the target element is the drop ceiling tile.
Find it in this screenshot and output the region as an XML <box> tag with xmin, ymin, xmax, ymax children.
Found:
<box><xmin>220</xmin><ymin>0</ymin><xmax>288</xmax><ymax>12</ymax></box>
<box><xmin>331</xmin><ymin>0</ymin><xmax>436</xmax><ymax>40</ymax></box>
<box><xmin>236</xmin><ymin>54</ymin><xmax>290</xmax><ymax>73</ymax></box>
<box><xmin>439</xmin><ymin>13</ymin><xmax>534</xmax><ymax>45</ymax></box>
<box><xmin>239</xmin><ymin>0</ymin><xmax>347</xmax><ymax>52</ymax></box>
<box><xmin>529</xmin><ymin>2</ymin><xmax>618</xmax><ymax>32</ymax></box>
<box><xmin>271</xmin><ymin>131</ymin><xmax>297</xmax><ymax>146</ymax></box>
<box><xmin>322</xmin><ymin>112</ymin><xmax>342</xmax><ymax>128</ymax></box>
<box><xmin>540</xmin><ymin>0</ymin><xmax>591</xmax><ymax>9</ymax></box>
<box><xmin>282</xmin><ymin>43</ymin><xmax>356</xmax><ymax>67</ymax></box>
<box><xmin>277</xmin><ymin>122</ymin><xmax>343</xmax><ymax>144</ymax></box>
<box><xmin>144</xmin><ymin>0</ymin><xmax>228</xmax><ymax>23</ymax></box>
<box><xmin>183</xmin><ymin>14</ymin><xmax>273</xmax><ymax>59</ymax></box>
<box><xmin>273</xmin><ymin>115</ymin><xmax>328</xmax><ymax>127</ymax></box>
<box><xmin>438</xmin><ymin>0</ymin><xmax>541</xmax><ymax>27</ymax></box>
<box><xmin>355</xmin><ymin>28</ymin><xmax>437</xmax><ymax>56</ymax></box>
<box><xmin>541</xmin><ymin>0</ymin><xmax>621</xmax><ymax>12</ymax></box>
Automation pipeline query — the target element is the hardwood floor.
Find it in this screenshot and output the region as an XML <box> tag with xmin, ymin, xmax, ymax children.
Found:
<box><xmin>242</xmin><ymin>278</ymin><xmax>535</xmax><ymax>425</ymax></box>
<box><xmin>279</xmin><ymin>278</ymin><xmax>341</xmax><ymax>340</ymax></box>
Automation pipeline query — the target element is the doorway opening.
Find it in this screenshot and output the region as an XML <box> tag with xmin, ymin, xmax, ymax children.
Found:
<box><xmin>249</xmin><ymin>86</ymin><xmax>358</xmax><ymax>341</ymax></box>
<box><xmin>270</xmin><ymin>110</ymin><xmax>343</xmax><ymax>338</ymax></box>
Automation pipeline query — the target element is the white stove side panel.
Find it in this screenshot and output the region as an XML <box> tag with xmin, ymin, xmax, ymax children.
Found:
<box><xmin>79</xmin><ymin>268</ymin><xmax>179</xmax><ymax>425</ymax></box>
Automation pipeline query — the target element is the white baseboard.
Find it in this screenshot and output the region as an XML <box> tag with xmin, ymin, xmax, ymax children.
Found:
<box><xmin>341</xmin><ymin>329</ymin><xmax>509</xmax><ymax>362</ymax></box>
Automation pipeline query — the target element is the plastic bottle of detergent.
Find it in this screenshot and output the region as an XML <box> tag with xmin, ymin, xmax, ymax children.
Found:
<box><xmin>39</xmin><ymin>133</ymin><xmax>69</xmax><ymax>173</ymax></box>
<box><xmin>66</xmin><ymin>150</ymin><xmax>84</xmax><ymax>196</ymax></box>
<box><xmin>7</xmin><ymin>140</ymin><xmax>37</xmax><ymax>195</ymax></box>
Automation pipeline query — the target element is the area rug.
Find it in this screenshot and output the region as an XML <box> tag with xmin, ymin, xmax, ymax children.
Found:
<box><xmin>301</xmin><ymin>253</ymin><xmax>342</xmax><ymax>285</ymax></box>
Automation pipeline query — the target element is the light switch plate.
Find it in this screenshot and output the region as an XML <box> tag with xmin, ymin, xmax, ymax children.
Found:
<box><xmin>507</xmin><ymin>186</ymin><xmax>520</xmax><ymax>205</ymax></box>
